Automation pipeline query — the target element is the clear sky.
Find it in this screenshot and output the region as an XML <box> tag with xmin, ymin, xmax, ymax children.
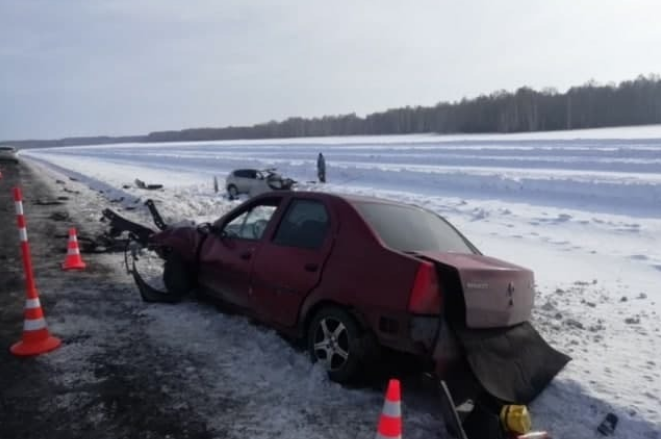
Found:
<box><xmin>1</xmin><ymin>0</ymin><xmax>661</xmax><ymax>140</ymax></box>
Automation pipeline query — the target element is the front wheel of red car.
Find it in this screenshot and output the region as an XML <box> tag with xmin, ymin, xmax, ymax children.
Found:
<box><xmin>307</xmin><ymin>307</ymin><xmax>374</xmax><ymax>384</ymax></box>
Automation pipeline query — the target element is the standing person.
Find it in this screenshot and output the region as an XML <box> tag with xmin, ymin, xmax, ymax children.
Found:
<box><xmin>317</xmin><ymin>152</ymin><xmax>326</xmax><ymax>183</ymax></box>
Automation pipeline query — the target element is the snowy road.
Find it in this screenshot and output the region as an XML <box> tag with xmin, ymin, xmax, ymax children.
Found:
<box><xmin>18</xmin><ymin>126</ymin><xmax>661</xmax><ymax>439</ymax></box>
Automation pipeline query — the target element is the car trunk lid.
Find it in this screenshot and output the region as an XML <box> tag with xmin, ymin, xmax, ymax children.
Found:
<box><xmin>416</xmin><ymin>251</ymin><xmax>535</xmax><ymax>329</ymax></box>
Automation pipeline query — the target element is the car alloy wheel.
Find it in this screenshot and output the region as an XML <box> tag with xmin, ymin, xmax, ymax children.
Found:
<box><xmin>307</xmin><ymin>306</ymin><xmax>376</xmax><ymax>383</ymax></box>
<box><xmin>312</xmin><ymin>316</ymin><xmax>350</xmax><ymax>371</ymax></box>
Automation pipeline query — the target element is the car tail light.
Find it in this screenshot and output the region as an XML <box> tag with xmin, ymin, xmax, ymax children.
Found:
<box><xmin>408</xmin><ymin>261</ymin><xmax>441</xmax><ymax>314</ymax></box>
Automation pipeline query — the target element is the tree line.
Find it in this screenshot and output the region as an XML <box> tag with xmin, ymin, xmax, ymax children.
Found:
<box><xmin>5</xmin><ymin>74</ymin><xmax>661</xmax><ymax>148</ymax></box>
<box><xmin>145</xmin><ymin>74</ymin><xmax>661</xmax><ymax>141</ymax></box>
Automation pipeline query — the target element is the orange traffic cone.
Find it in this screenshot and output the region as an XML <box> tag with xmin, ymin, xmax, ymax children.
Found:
<box><xmin>375</xmin><ymin>379</ymin><xmax>402</xmax><ymax>439</ymax></box>
<box><xmin>11</xmin><ymin>293</ymin><xmax>62</xmax><ymax>356</ymax></box>
<box><xmin>62</xmin><ymin>227</ymin><xmax>86</xmax><ymax>270</ymax></box>
<box><xmin>11</xmin><ymin>185</ymin><xmax>62</xmax><ymax>356</ymax></box>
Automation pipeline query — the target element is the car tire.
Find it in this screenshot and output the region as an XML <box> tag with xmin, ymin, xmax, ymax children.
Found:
<box><xmin>162</xmin><ymin>251</ymin><xmax>194</xmax><ymax>298</ymax></box>
<box><xmin>307</xmin><ymin>306</ymin><xmax>376</xmax><ymax>384</ymax></box>
<box><xmin>227</xmin><ymin>185</ymin><xmax>238</xmax><ymax>200</ymax></box>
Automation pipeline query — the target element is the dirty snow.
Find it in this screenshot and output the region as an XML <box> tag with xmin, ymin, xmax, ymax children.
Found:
<box><xmin>20</xmin><ymin>127</ymin><xmax>661</xmax><ymax>439</ymax></box>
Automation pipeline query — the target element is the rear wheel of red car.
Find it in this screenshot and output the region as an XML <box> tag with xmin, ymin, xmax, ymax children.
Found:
<box><xmin>163</xmin><ymin>251</ymin><xmax>194</xmax><ymax>298</ymax></box>
<box><xmin>307</xmin><ymin>307</ymin><xmax>373</xmax><ymax>384</ymax></box>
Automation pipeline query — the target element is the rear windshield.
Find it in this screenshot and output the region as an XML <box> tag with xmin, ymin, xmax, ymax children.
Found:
<box><xmin>352</xmin><ymin>201</ymin><xmax>477</xmax><ymax>254</ymax></box>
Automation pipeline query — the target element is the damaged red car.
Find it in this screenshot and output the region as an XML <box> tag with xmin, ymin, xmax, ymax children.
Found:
<box><xmin>107</xmin><ymin>191</ymin><xmax>569</xmax><ymax>407</ymax></box>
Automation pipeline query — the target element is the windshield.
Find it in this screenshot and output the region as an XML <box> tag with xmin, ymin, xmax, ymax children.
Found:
<box><xmin>352</xmin><ymin>201</ymin><xmax>477</xmax><ymax>254</ymax></box>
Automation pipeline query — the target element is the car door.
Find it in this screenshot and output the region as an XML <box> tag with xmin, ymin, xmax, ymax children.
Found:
<box><xmin>238</xmin><ymin>169</ymin><xmax>258</xmax><ymax>193</ymax></box>
<box><xmin>251</xmin><ymin>197</ymin><xmax>335</xmax><ymax>327</ymax></box>
<box><xmin>231</xmin><ymin>170</ymin><xmax>247</xmax><ymax>193</ymax></box>
<box><xmin>197</xmin><ymin>197</ymin><xmax>282</xmax><ymax>309</ymax></box>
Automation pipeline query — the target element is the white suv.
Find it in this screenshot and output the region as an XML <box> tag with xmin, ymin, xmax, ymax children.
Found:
<box><xmin>225</xmin><ymin>168</ymin><xmax>296</xmax><ymax>199</ymax></box>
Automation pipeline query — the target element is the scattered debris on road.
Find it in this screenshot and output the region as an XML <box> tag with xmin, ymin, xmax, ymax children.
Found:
<box><xmin>135</xmin><ymin>178</ymin><xmax>163</xmax><ymax>190</ymax></box>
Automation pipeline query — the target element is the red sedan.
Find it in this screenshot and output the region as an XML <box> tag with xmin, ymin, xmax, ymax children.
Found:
<box><xmin>146</xmin><ymin>191</ymin><xmax>568</xmax><ymax>403</ymax></box>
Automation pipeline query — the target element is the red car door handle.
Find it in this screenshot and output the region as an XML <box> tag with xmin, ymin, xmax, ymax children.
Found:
<box><xmin>304</xmin><ymin>263</ymin><xmax>318</xmax><ymax>272</ymax></box>
<box><xmin>239</xmin><ymin>251</ymin><xmax>252</xmax><ymax>260</ymax></box>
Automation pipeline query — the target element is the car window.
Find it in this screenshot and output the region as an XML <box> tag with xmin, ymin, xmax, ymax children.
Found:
<box><xmin>234</xmin><ymin>169</ymin><xmax>255</xmax><ymax>179</ymax></box>
<box><xmin>352</xmin><ymin>202</ymin><xmax>477</xmax><ymax>254</ymax></box>
<box><xmin>272</xmin><ymin>199</ymin><xmax>329</xmax><ymax>249</ymax></box>
<box><xmin>222</xmin><ymin>203</ymin><xmax>278</xmax><ymax>240</ymax></box>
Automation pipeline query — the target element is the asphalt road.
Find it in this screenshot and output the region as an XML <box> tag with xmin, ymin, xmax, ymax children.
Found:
<box><xmin>0</xmin><ymin>162</ymin><xmax>213</xmax><ymax>439</ymax></box>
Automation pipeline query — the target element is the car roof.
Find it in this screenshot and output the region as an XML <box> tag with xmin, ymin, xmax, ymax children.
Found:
<box><xmin>332</xmin><ymin>192</ymin><xmax>402</xmax><ymax>205</ymax></box>
<box><xmin>260</xmin><ymin>190</ymin><xmax>405</xmax><ymax>206</ymax></box>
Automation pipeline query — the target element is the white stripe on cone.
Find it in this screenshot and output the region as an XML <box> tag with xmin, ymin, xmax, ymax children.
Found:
<box><xmin>380</xmin><ymin>400</ymin><xmax>401</xmax><ymax>417</ymax></box>
<box><xmin>15</xmin><ymin>202</ymin><xmax>23</xmax><ymax>215</ymax></box>
<box><xmin>67</xmin><ymin>248</ymin><xmax>80</xmax><ymax>256</ymax></box>
<box><xmin>23</xmin><ymin>318</ymin><xmax>46</xmax><ymax>331</ymax></box>
<box><xmin>69</xmin><ymin>234</ymin><xmax>78</xmax><ymax>242</ymax></box>
<box><xmin>19</xmin><ymin>228</ymin><xmax>28</xmax><ymax>242</ymax></box>
<box><xmin>25</xmin><ymin>298</ymin><xmax>41</xmax><ymax>309</ymax></box>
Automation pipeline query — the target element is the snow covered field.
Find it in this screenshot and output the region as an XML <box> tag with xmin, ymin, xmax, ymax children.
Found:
<box><xmin>20</xmin><ymin>126</ymin><xmax>661</xmax><ymax>439</ymax></box>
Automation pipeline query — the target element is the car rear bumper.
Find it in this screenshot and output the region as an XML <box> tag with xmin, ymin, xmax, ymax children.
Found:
<box><xmin>414</xmin><ymin>317</ymin><xmax>571</xmax><ymax>405</ymax></box>
<box><xmin>452</xmin><ymin>321</ymin><xmax>570</xmax><ymax>404</ymax></box>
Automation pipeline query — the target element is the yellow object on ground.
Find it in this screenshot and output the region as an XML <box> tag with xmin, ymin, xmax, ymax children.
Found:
<box><xmin>500</xmin><ymin>404</ymin><xmax>532</xmax><ymax>435</ymax></box>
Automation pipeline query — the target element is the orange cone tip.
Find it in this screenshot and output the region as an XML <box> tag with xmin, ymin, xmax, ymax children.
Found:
<box><xmin>62</xmin><ymin>227</ymin><xmax>86</xmax><ymax>270</ymax></box>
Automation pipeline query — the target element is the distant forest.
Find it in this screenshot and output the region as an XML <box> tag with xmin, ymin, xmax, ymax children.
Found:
<box><xmin>5</xmin><ymin>74</ymin><xmax>661</xmax><ymax>148</ymax></box>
